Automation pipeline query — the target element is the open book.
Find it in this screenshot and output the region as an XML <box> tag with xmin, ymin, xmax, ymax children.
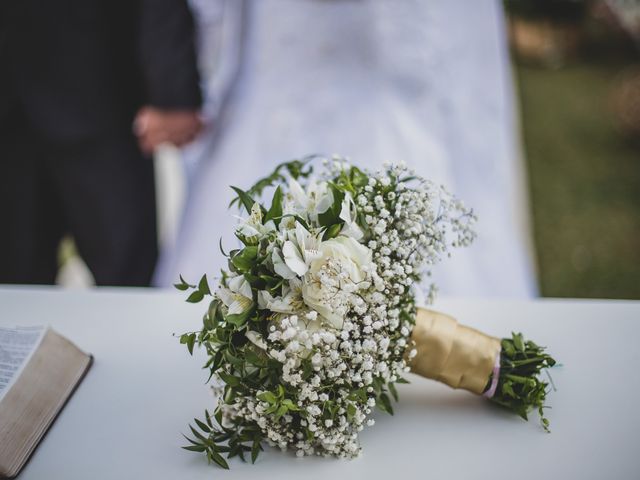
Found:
<box><xmin>0</xmin><ymin>327</ymin><xmax>92</xmax><ymax>478</ymax></box>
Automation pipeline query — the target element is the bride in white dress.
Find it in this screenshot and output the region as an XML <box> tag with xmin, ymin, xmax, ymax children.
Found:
<box><xmin>155</xmin><ymin>0</ymin><xmax>537</xmax><ymax>297</ymax></box>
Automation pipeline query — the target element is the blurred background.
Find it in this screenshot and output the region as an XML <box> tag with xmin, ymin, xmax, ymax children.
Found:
<box><xmin>12</xmin><ymin>0</ymin><xmax>640</xmax><ymax>299</ymax></box>
<box><xmin>506</xmin><ymin>0</ymin><xmax>640</xmax><ymax>299</ymax></box>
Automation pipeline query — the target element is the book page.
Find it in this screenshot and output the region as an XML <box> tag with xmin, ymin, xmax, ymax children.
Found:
<box><xmin>0</xmin><ymin>326</ymin><xmax>47</xmax><ymax>402</ymax></box>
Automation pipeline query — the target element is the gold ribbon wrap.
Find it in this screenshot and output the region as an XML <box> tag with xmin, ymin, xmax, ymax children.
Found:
<box><xmin>407</xmin><ymin>308</ymin><xmax>501</xmax><ymax>395</ymax></box>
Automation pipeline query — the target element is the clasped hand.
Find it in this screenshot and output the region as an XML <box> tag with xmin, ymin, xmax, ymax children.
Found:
<box><xmin>133</xmin><ymin>106</ymin><xmax>203</xmax><ymax>154</ymax></box>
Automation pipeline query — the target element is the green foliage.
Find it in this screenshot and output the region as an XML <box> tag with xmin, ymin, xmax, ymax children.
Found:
<box><xmin>230</xmin><ymin>246</ymin><xmax>258</xmax><ymax>272</ymax></box>
<box><xmin>264</xmin><ymin>186</ymin><xmax>283</xmax><ymax>225</ymax></box>
<box><xmin>182</xmin><ymin>409</ymin><xmax>264</xmax><ymax>468</ymax></box>
<box><xmin>488</xmin><ymin>332</ymin><xmax>557</xmax><ymax>431</ymax></box>
<box><xmin>317</xmin><ymin>182</ymin><xmax>345</xmax><ymax>239</ymax></box>
<box><xmin>175</xmin><ymin>274</ymin><xmax>212</xmax><ymax>304</ymax></box>
<box><xmin>230</xmin><ymin>186</ymin><xmax>260</xmax><ymax>215</ymax></box>
<box><xmin>173</xmin><ymin>274</ymin><xmax>193</xmax><ymax>291</ymax></box>
<box><xmin>229</xmin><ymin>155</ymin><xmax>315</xmax><ymax>210</ymax></box>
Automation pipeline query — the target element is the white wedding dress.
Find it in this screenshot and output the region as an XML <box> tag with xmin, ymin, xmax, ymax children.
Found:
<box><xmin>155</xmin><ymin>0</ymin><xmax>537</xmax><ymax>297</ymax></box>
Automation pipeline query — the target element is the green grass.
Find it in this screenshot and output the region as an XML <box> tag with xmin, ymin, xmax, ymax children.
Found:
<box><xmin>515</xmin><ymin>57</ymin><xmax>640</xmax><ymax>299</ymax></box>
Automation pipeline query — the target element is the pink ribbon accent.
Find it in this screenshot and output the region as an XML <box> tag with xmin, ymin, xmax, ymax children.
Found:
<box><xmin>483</xmin><ymin>349</ymin><xmax>501</xmax><ymax>399</ymax></box>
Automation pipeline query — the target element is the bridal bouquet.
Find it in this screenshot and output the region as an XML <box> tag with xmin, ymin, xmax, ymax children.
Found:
<box><xmin>177</xmin><ymin>156</ymin><xmax>556</xmax><ymax>468</ymax></box>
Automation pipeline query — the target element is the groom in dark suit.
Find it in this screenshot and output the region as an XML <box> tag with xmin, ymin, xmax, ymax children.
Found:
<box><xmin>0</xmin><ymin>0</ymin><xmax>202</xmax><ymax>286</ymax></box>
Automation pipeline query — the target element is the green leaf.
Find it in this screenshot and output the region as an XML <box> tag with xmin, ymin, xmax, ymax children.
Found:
<box><xmin>198</xmin><ymin>274</ymin><xmax>211</xmax><ymax>295</ymax></box>
<box><xmin>502</xmin><ymin>339</ymin><xmax>516</xmax><ymax>357</ymax></box>
<box><xmin>388</xmin><ymin>382</ymin><xmax>399</xmax><ymax>402</ymax></box>
<box><xmin>251</xmin><ymin>438</ymin><xmax>261</xmax><ymax>464</ymax></box>
<box><xmin>204</xmin><ymin>410</ymin><xmax>214</xmax><ymax>428</ymax></box>
<box><xmin>182</xmin><ymin>433</ymin><xmax>201</xmax><ymax>446</ymax></box>
<box><xmin>346</xmin><ymin>403</ymin><xmax>356</xmax><ymax>421</ymax></box>
<box><xmin>209</xmin><ymin>450</ymin><xmax>230</xmax><ymax>470</ymax></box>
<box><xmin>194</xmin><ymin>418</ymin><xmax>211</xmax><ymax>433</ymax></box>
<box><xmin>323</xmin><ymin>223</ymin><xmax>342</xmax><ymax>240</ymax></box>
<box><xmin>264</xmin><ymin>186</ymin><xmax>283</xmax><ymax>224</ymax></box>
<box><xmin>224</xmin><ymin>386</ymin><xmax>237</xmax><ymax>403</ymax></box>
<box><xmin>257</xmin><ymin>391</ymin><xmax>278</xmax><ymax>404</ymax></box>
<box><xmin>180</xmin><ymin>333</ymin><xmax>196</xmax><ymax>355</ymax></box>
<box><xmin>281</xmin><ymin>399</ymin><xmax>299</xmax><ymax>411</ymax></box>
<box><xmin>317</xmin><ymin>183</ymin><xmax>344</xmax><ymax>228</ymax></box>
<box><xmin>174</xmin><ymin>274</ymin><xmax>193</xmax><ymax>291</ymax></box>
<box><xmin>513</xmin><ymin>332</ymin><xmax>525</xmax><ymax>353</ymax></box>
<box><xmin>230</xmin><ymin>186</ymin><xmax>257</xmax><ymax>214</ymax></box>
<box><xmin>223</xmin><ymin>350</ymin><xmax>244</xmax><ymax>366</ymax></box>
<box><xmin>231</xmin><ymin>246</ymin><xmax>258</xmax><ymax>272</ymax></box>
<box><xmin>189</xmin><ymin>425</ymin><xmax>208</xmax><ymax>443</ymax></box>
<box><xmin>186</xmin><ymin>290</ymin><xmax>204</xmax><ymax>303</ymax></box>
<box><xmin>182</xmin><ymin>444</ymin><xmax>206</xmax><ymax>452</ymax></box>
<box><xmin>218</xmin><ymin>371</ymin><xmax>241</xmax><ymax>387</ymax></box>
<box><xmin>350</xmin><ymin>166</ymin><xmax>368</xmax><ymax>188</ymax></box>
<box><xmin>274</xmin><ymin>404</ymin><xmax>288</xmax><ymax>419</ymax></box>
<box><xmin>204</xmin><ymin>301</ymin><xmax>219</xmax><ymax>330</ymax></box>
<box><xmin>225</xmin><ymin>303</ymin><xmax>254</xmax><ymax>326</ymax></box>
<box><xmin>377</xmin><ymin>393</ymin><xmax>394</xmax><ymax>415</ymax></box>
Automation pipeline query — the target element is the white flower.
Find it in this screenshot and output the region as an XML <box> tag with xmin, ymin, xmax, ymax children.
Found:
<box><xmin>287</xmin><ymin>178</ymin><xmax>333</xmax><ymax>222</ymax></box>
<box><xmin>282</xmin><ymin>222</ymin><xmax>322</xmax><ymax>277</ymax></box>
<box><xmin>217</xmin><ymin>274</ymin><xmax>253</xmax><ymax>315</ymax></box>
<box><xmin>236</xmin><ymin>202</ymin><xmax>275</xmax><ymax>238</ymax></box>
<box><xmin>257</xmin><ymin>279</ymin><xmax>304</xmax><ymax>314</ymax></box>
<box><xmin>301</xmin><ymin>236</ymin><xmax>372</xmax><ymax>329</ymax></box>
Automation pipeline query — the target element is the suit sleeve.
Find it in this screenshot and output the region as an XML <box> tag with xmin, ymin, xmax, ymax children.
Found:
<box><xmin>139</xmin><ymin>0</ymin><xmax>202</xmax><ymax>109</ymax></box>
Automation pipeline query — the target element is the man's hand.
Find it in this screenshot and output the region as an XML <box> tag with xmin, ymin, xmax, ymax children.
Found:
<box><xmin>133</xmin><ymin>106</ymin><xmax>203</xmax><ymax>154</ymax></box>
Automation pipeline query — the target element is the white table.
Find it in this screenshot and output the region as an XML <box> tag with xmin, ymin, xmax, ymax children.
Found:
<box><xmin>1</xmin><ymin>287</ymin><xmax>639</xmax><ymax>479</ymax></box>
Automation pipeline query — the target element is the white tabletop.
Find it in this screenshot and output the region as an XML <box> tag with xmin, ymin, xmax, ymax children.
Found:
<box><xmin>1</xmin><ymin>287</ymin><xmax>639</xmax><ymax>479</ymax></box>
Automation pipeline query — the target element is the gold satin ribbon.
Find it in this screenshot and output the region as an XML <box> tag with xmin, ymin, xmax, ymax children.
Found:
<box><xmin>407</xmin><ymin>308</ymin><xmax>501</xmax><ymax>395</ymax></box>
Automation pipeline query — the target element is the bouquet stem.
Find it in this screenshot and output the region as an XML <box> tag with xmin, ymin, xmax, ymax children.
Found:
<box><xmin>408</xmin><ymin>309</ymin><xmax>556</xmax><ymax>430</ymax></box>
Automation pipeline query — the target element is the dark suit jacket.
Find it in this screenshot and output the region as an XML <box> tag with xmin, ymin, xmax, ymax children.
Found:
<box><xmin>0</xmin><ymin>0</ymin><xmax>202</xmax><ymax>141</ymax></box>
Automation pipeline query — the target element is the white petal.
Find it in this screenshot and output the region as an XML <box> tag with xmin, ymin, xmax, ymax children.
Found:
<box><xmin>322</xmin><ymin>310</ymin><xmax>344</xmax><ymax>330</ymax></box>
<box><xmin>257</xmin><ymin>290</ymin><xmax>275</xmax><ymax>309</ymax></box>
<box><xmin>304</xmin><ymin>247</ymin><xmax>323</xmax><ymax>263</ymax></box>
<box><xmin>217</xmin><ymin>288</ymin><xmax>234</xmax><ymax>307</ymax></box>
<box><xmin>340</xmin><ymin>222</ymin><xmax>364</xmax><ymax>241</ymax></box>
<box><xmin>272</xmin><ymin>249</ymin><xmax>297</xmax><ymax>279</ymax></box>
<box><xmin>339</xmin><ymin>195</ymin><xmax>353</xmax><ymax>223</ymax></box>
<box><xmin>288</xmin><ymin>178</ymin><xmax>308</xmax><ymax>209</ymax></box>
<box><xmin>315</xmin><ymin>185</ymin><xmax>334</xmax><ymax>214</ymax></box>
<box><xmin>282</xmin><ymin>240</ymin><xmax>308</xmax><ymax>276</ymax></box>
<box><xmin>249</xmin><ymin>202</ymin><xmax>263</xmax><ymax>223</ymax></box>
<box><xmin>237</xmin><ymin>223</ymin><xmax>261</xmax><ymax>238</ymax></box>
<box><xmin>267</xmin><ymin>295</ymin><xmax>296</xmax><ymax>314</ymax></box>
<box><xmin>263</xmin><ymin>220</ymin><xmax>277</xmax><ymax>233</ymax></box>
<box><xmin>246</xmin><ymin>330</ymin><xmax>267</xmax><ymax>350</ymax></box>
<box><xmin>228</xmin><ymin>275</ymin><xmax>253</xmax><ymax>300</ymax></box>
<box><xmin>229</xmin><ymin>296</ymin><xmax>252</xmax><ymax>315</ymax></box>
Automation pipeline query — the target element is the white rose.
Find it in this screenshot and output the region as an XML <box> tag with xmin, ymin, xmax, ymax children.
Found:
<box><xmin>301</xmin><ymin>236</ymin><xmax>372</xmax><ymax>329</ymax></box>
